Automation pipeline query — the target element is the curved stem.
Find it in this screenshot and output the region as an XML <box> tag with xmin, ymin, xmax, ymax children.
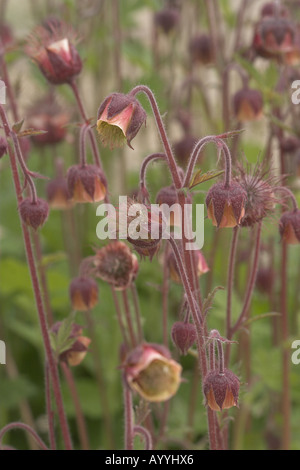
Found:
<box><xmin>0</xmin><ymin>423</ymin><xmax>49</xmax><ymax>451</ymax></box>
<box><xmin>69</xmin><ymin>80</ymin><xmax>102</xmax><ymax>169</ymax></box>
<box><xmin>274</xmin><ymin>186</ymin><xmax>298</xmax><ymax>212</ymax></box>
<box><xmin>183</xmin><ymin>135</ymin><xmax>232</xmax><ymax>189</ymax></box>
<box><xmin>128</xmin><ymin>85</ymin><xmax>181</xmax><ymax>189</ymax></box>
<box><xmin>10</xmin><ymin>130</ymin><xmax>37</xmax><ymax>202</ymax></box>
<box><xmin>134</xmin><ymin>425</ymin><xmax>153</xmax><ymax>450</ymax></box>
<box><xmin>230</xmin><ymin>222</ymin><xmax>262</xmax><ymax>337</ymax></box>
<box><xmin>225</xmin><ymin>226</ymin><xmax>239</xmax><ymax>366</ymax></box>
<box><xmin>139</xmin><ymin>152</ymin><xmax>166</xmax><ymax>188</ymax></box>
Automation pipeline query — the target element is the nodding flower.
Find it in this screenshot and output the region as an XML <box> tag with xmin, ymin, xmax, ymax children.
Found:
<box><xmin>96</xmin><ymin>93</ymin><xmax>146</xmax><ymax>149</ymax></box>
<box><xmin>123</xmin><ymin>342</ymin><xmax>182</xmax><ymax>402</ymax></box>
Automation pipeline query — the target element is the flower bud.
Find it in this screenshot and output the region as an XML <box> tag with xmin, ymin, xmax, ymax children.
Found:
<box><xmin>171</xmin><ymin>321</ymin><xmax>196</xmax><ymax>355</ymax></box>
<box><xmin>69</xmin><ymin>276</ymin><xmax>99</xmax><ymax>312</ymax></box>
<box><xmin>51</xmin><ymin>322</ymin><xmax>91</xmax><ymax>367</ymax></box>
<box><xmin>279</xmin><ymin>209</ymin><xmax>300</xmax><ymax>244</ymax></box>
<box><xmin>93</xmin><ymin>241</ymin><xmax>137</xmax><ymax>290</ymax></box>
<box><xmin>260</xmin><ymin>2</ymin><xmax>289</xmax><ymax>18</ymax></box>
<box><xmin>124</xmin><ymin>343</ymin><xmax>182</xmax><ymax>402</ymax></box>
<box><xmin>256</xmin><ymin>266</ymin><xmax>274</xmax><ymax>294</ymax></box>
<box><xmin>253</xmin><ymin>16</ymin><xmax>296</xmax><ymax>58</ymax></box>
<box><xmin>233</xmin><ymin>88</ymin><xmax>263</xmax><ymax>121</ymax></box>
<box><xmin>0</xmin><ymin>136</ymin><xmax>8</xmax><ymax>159</ymax></box>
<box><xmin>206</xmin><ymin>182</ymin><xmax>247</xmax><ymax>228</ymax></box>
<box><xmin>189</xmin><ymin>34</ymin><xmax>214</xmax><ymax>65</ymax></box>
<box><xmin>97</xmin><ymin>93</ymin><xmax>146</xmax><ymax>149</ymax></box>
<box><xmin>67</xmin><ymin>164</ymin><xmax>107</xmax><ymax>203</ymax></box>
<box><xmin>154</xmin><ymin>8</ymin><xmax>180</xmax><ymax>35</ymax></box>
<box><xmin>203</xmin><ymin>369</ymin><xmax>240</xmax><ymax>411</ymax></box>
<box><xmin>19</xmin><ymin>197</ymin><xmax>49</xmax><ymax>230</ymax></box>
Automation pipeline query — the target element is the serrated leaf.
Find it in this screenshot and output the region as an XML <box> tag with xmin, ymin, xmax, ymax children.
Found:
<box><xmin>189</xmin><ymin>169</ymin><xmax>224</xmax><ymax>190</ymax></box>
<box><xmin>17</xmin><ymin>128</ymin><xmax>48</xmax><ymax>137</ymax></box>
<box><xmin>12</xmin><ymin>118</ymin><xmax>24</xmax><ymax>133</ymax></box>
<box><xmin>203</xmin><ymin>286</ymin><xmax>225</xmax><ymax>316</ymax></box>
<box><xmin>51</xmin><ymin>313</ymin><xmax>76</xmax><ymax>358</ymax></box>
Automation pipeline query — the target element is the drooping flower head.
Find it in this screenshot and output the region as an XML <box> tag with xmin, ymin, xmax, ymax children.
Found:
<box><xmin>96</xmin><ymin>93</ymin><xmax>146</xmax><ymax>149</ymax></box>
<box><xmin>123</xmin><ymin>343</ymin><xmax>182</xmax><ymax>402</ymax></box>
<box><xmin>67</xmin><ymin>164</ymin><xmax>107</xmax><ymax>203</ymax></box>
<box><xmin>206</xmin><ymin>181</ymin><xmax>247</xmax><ymax>228</ymax></box>
<box><xmin>69</xmin><ymin>276</ymin><xmax>99</xmax><ymax>312</ymax></box>
<box><xmin>203</xmin><ymin>368</ymin><xmax>240</xmax><ymax>411</ymax></box>
<box><xmin>233</xmin><ymin>87</ymin><xmax>264</xmax><ymax>122</ymax></box>
<box><xmin>279</xmin><ymin>209</ymin><xmax>300</xmax><ymax>244</ymax></box>
<box><xmin>26</xmin><ymin>18</ymin><xmax>82</xmax><ymax>85</ymax></box>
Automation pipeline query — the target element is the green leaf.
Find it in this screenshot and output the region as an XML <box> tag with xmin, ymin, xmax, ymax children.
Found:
<box><xmin>189</xmin><ymin>169</ymin><xmax>224</xmax><ymax>190</ymax></box>
<box><xmin>50</xmin><ymin>313</ymin><xmax>76</xmax><ymax>359</ymax></box>
<box><xmin>12</xmin><ymin>118</ymin><xmax>24</xmax><ymax>133</ymax></box>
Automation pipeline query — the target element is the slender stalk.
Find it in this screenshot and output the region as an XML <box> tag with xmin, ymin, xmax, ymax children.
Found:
<box><xmin>122</xmin><ymin>289</ymin><xmax>137</xmax><ymax>348</ymax></box>
<box><xmin>280</xmin><ymin>240</ymin><xmax>291</xmax><ymax>450</ymax></box>
<box><xmin>162</xmin><ymin>243</ymin><xmax>170</xmax><ymax>347</ymax></box>
<box><xmin>230</xmin><ymin>222</ymin><xmax>262</xmax><ymax>337</ymax></box>
<box><xmin>130</xmin><ymin>283</ymin><xmax>143</xmax><ymax>344</ymax></box>
<box><xmin>85</xmin><ymin>310</ymin><xmax>115</xmax><ymax>449</ymax></box>
<box><xmin>0</xmin><ymin>104</ymin><xmax>73</xmax><ymax>450</ymax></box>
<box><xmin>45</xmin><ymin>362</ymin><xmax>56</xmax><ymax>450</ymax></box>
<box><xmin>123</xmin><ymin>376</ymin><xmax>134</xmax><ymax>450</ymax></box>
<box><xmin>110</xmin><ymin>286</ymin><xmax>129</xmax><ymax>347</ymax></box>
<box><xmin>168</xmin><ymin>236</ymin><xmax>220</xmax><ymax>450</ymax></box>
<box><xmin>225</xmin><ymin>226</ymin><xmax>239</xmax><ymax>366</ymax></box>
<box><xmin>128</xmin><ymin>85</ymin><xmax>181</xmax><ymax>189</ymax></box>
<box><xmin>134</xmin><ymin>425</ymin><xmax>153</xmax><ymax>450</ymax></box>
<box><xmin>69</xmin><ymin>80</ymin><xmax>102</xmax><ymax>169</ymax></box>
<box><xmin>60</xmin><ymin>363</ymin><xmax>90</xmax><ymax>450</ymax></box>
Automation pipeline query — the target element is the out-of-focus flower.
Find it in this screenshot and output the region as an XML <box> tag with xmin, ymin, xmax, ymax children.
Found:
<box><xmin>154</xmin><ymin>7</ymin><xmax>180</xmax><ymax>35</ymax></box>
<box><xmin>93</xmin><ymin>241</ymin><xmax>138</xmax><ymax>290</ymax></box>
<box><xmin>26</xmin><ymin>18</ymin><xmax>82</xmax><ymax>85</ymax></box>
<box><xmin>252</xmin><ymin>15</ymin><xmax>296</xmax><ymax>59</ymax></box>
<box><xmin>189</xmin><ymin>34</ymin><xmax>215</xmax><ymax>65</ymax></box>
<box><xmin>206</xmin><ymin>182</ymin><xmax>247</xmax><ymax>228</ymax></box>
<box><xmin>279</xmin><ymin>209</ymin><xmax>300</xmax><ymax>244</ymax></box>
<box><xmin>97</xmin><ymin>93</ymin><xmax>146</xmax><ymax>150</ymax></box>
<box><xmin>26</xmin><ymin>95</ymin><xmax>70</xmax><ymax>146</ymax></box>
<box><xmin>233</xmin><ymin>87</ymin><xmax>263</xmax><ymax>121</ymax></box>
<box><xmin>173</xmin><ymin>134</ymin><xmax>199</xmax><ymax>168</ymax></box>
<box><xmin>69</xmin><ymin>276</ymin><xmax>99</xmax><ymax>312</ymax></box>
<box><xmin>46</xmin><ymin>177</ymin><xmax>72</xmax><ymax>210</ymax></box>
<box><xmin>67</xmin><ymin>164</ymin><xmax>107</xmax><ymax>203</ymax></box>
<box><xmin>123</xmin><ymin>343</ymin><xmax>182</xmax><ymax>402</ymax></box>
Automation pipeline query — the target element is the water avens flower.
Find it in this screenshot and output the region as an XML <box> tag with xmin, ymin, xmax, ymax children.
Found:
<box><xmin>97</xmin><ymin>93</ymin><xmax>146</xmax><ymax>149</ymax></box>
<box><xmin>123</xmin><ymin>343</ymin><xmax>182</xmax><ymax>402</ymax></box>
